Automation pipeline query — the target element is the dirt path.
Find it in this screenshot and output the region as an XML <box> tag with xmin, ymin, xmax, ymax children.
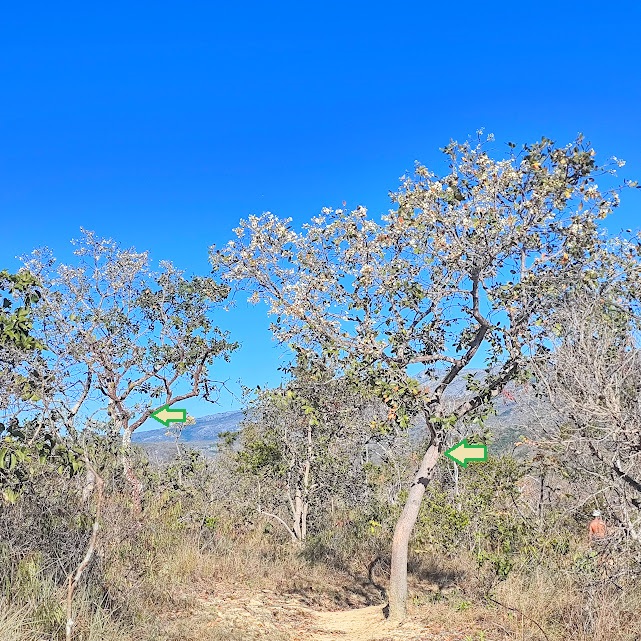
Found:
<box><xmin>186</xmin><ymin>588</ymin><xmax>476</xmax><ymax>641</ymax></box>
<box><xmin>309</xmin><ymin>605</ymin><xmax>424</xmax><ymax>640</ymax></box>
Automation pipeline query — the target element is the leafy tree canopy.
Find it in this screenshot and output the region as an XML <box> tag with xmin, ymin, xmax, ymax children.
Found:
<box><xmin>211</xmin><ymin>134</ymin><xmax>634</xmax><ymax>433</ymax></box>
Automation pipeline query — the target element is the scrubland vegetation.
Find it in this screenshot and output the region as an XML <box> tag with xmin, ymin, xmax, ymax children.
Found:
<box><xmin>2</xmin><ymin>429</ymin><xmax>640</xmax><ymax>640</ymax></box>
<box><xmin>2</xmin><ymin>135</ymin><xmax>640</xmax><ymax>640</ymax></box>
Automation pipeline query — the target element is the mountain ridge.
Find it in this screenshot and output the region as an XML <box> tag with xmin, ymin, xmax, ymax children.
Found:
<box><xmin>132</xmin><ymin>409</ymin><xmax>244</xmax><ymax>444</ymax></box>
<box><xmin>132</xmin><ymin>369</ymin><xmax>532</xmax><ymax>449</ymax></box>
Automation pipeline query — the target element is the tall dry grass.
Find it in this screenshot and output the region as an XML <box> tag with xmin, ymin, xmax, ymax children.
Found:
<box><xmin>410</xmin><ymin>547</ymin><xmax>641</xmax><ymax>641</ymax></box>
<box><xmin>3</xmin><ymin>502</ymin><xmax>640</xmax><ymax>641</ymax></box>
<box><xmin>2</xmin><ymin>441</ymin><xmax>640</xmax><ymax>641</ymax></box>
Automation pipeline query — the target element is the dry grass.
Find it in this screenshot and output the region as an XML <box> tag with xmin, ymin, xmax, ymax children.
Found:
<box><xmin>3</xmin><ymin>523</ymin><xmax>640</xmax><ymax>641</ymax></box>
<box><xmin>409</xmin><ymin>550</ymin><xmax>641</xmax><ymax>641</ymax></box>
<box><xmin>3</xmin><ymin>456</ymin><xmax>640</xmax><ymax>641</ymax></box>
<box><xmin>0</xmin><ymin>593</ymin><xmax>132</xmax><ymax>641</ymax></box>
<box><xmin>491</xmin><ymin>568</ymin><xmax>641</xmax><ymax>641</ymax></box>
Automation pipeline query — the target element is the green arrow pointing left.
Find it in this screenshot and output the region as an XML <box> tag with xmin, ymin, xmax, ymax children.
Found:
<box><xmin>444</xmin><ymin>438</ymin><xmax>488</xmax><ymax>468</ymax></box>
<box><xmin>150</xmin><ymin>405</ymin><xmax>187</xmax><ymax>427</ymax></box>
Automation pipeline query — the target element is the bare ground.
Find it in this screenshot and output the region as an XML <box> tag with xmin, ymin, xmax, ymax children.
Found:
<box><xmin>157</xmin><ymin>584</ymin><xmax>498</xmax><ymax>641</ymax></box>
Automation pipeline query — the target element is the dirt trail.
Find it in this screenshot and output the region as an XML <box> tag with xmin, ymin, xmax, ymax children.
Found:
<box><xmin>188</xmin><ymin>587</ymin><xmax>474</xmax><ymax>641</ymax></box>
<box><xmin>309</xmin><ymin>605</ymin><xmax>424</xmax><ymax>640</ymax></box>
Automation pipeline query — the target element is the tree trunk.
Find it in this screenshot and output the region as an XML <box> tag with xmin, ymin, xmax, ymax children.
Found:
<box><xmin>301</xmin><ymin>500</ymin><xmax>309</xmax><ymax>541</ymax></box>
<box><xmin>388</xmin><ymin>442</ymin><xmax>440</xmax><ymax>622</ymax></box>
<box><xmin>122</xmin><ymin>427</ymin><xmax>142</xmax><ymax>515</ymax></box>
<box><xmin>621</xmin><ymin>496</ymin><xmax>640</xmax><ymax>541</ymax></box>
<box><xmin>292</xmin><ymin>487</ymin><xmax>303</xmax><ymax>541</ymax></box>
<box><xmin>538</xmin><ymin>470</ymin><xmax>545</xmax><ymax>526</ymax></box>
<box><xmin>301</xmin><ymin>420</ymin><xmax>313</xmax><ymax>542</ymax></box>
<box><xmin>452</xmin><ymin>462</ymin><xmax>460</xmax><ymax>511</ymax></box>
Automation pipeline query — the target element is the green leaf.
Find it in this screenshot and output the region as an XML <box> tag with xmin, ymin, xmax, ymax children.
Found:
<box><xmin>2</xmin><ymin>489</ymin><xmax>18</xmax><ymax>504</ymax></box>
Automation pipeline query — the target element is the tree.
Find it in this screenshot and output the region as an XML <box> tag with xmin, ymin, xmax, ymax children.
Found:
<box><xmin>530</xmin><ymin>235</ymin><xmax>641</xmax><ymax>539</ymax></box>
<box><xmin>211</xmin><ymin>134</ymin><xmax>632</xmax><ymax>620</ymax></box>
<box><xmin>237</xmin><ymin>349</ymin><xmax>390</xmax><ymax>543</ymax></box>
<box><xmin>0</xmin><ymin>269</ymin><xmax>66</xmax><ymax>507</ymax></box>
<box><xmin>0</xmin><ymin>269</ymin><xmax>42</xmax><ymax>350</ymax></box>
<box><xmin>18</xmin><ymin>229</ymin><xmax>238</xmax><ymax>512</ymax></box>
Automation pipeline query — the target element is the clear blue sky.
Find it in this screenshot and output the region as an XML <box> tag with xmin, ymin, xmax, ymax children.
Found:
<box><xmin>2</xmin><ymin>1</ymin><xmax>640</xmax><ymax>423</ymax></box>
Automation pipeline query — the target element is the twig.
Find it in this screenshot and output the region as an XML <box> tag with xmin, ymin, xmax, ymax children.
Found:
<box><xmin>257</xmin><ymin>505</ymin><xmax>297</xmax><ymax>541</ymax></box>
<box><xmin>486</xmin><ymin>595</ymin><xmax>550</xmax><ymax>641</ymax></box>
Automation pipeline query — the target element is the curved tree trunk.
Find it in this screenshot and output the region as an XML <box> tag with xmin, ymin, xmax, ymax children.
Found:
<box><xmin>387</xmin><ymin>442</ymin><xmax>440</xmax><ymax>622</ymax></box>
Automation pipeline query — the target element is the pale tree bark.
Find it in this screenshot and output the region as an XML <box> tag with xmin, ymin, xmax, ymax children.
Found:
<box><xmin>388</xmin><ymin>441</ymin><xmax>440</xmax><ymax>622</ymax></box>
<box><xmin>284</xmin><ymin>416</ymin><xmax>315</xmax><ymax>543</ymax></box>
<box><xmin>290</xmin><ymin>467</ymin><xmax>311</xmax><ymax>543</ymax></box>
<box><xmin>300</xmin><ymin>418</ymin><xmax>313</xmax><ymax>542</ymax></box>
<box><xmin>292</xmin><ymin>487</ymin><xmax>303</xmax><ymax>541</ymax></box>
<box><xmin>301</xmin><ymin>500</ymin><xmax>309</xmax><ymax>542</ymax></box>
<box><xmin>121</xmin><ymin>427</ymin><xmax>143</xmax><ymax>515</ymax></box>
<box><xmin>452</xmin><ymin>461</ymin><xmax>461</xmax><ymax>511</ymax></box>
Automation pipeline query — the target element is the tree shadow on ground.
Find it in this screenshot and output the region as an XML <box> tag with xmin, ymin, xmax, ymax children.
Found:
<box><xmin>408</xmin><ymin>554</ymin><xmax>465</xmax><ymax>592</ymax></box>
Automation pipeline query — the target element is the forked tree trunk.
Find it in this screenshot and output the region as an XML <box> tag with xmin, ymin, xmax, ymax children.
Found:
<box><xmin>388</xmin><ymin>442</ymin><xmax>440</xmax><ymax>622</ymax></box>
<box><xmin>291</xmin><ymin>429</ymin><xmax>314</xmax><ymax>543</ymax></box>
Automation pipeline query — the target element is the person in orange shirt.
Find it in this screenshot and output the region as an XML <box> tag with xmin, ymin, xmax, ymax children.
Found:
<box><xmin>588</xmin><ymin>510</ymin><xmax>607</xmax><ymax>542</ymax></box>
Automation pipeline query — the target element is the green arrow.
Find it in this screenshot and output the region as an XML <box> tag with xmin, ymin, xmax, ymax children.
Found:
<box><xmin>444</xmin><ymin>438</ymin><xmax>487</xmax><ymax>468</ymax></box>
<box><xmin>150</xmin><ymin>405</ymin><xmax>187</xmax><ymax>427</ymax></box>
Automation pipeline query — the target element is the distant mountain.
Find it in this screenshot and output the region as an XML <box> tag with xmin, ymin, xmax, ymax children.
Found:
<box><xmin>416</xmin><ymin>368</ymin><xmax>538</xmax><ymax>452</ymax></box>
<box><xmin>132</xmin><ymin>409</ymin><xmax>244</xmax><ymax>444</ymax></box>
<box><xmin>133</xmin><ymin>369</ymin><xmax>537</xmax><ymax>461</ymax></box>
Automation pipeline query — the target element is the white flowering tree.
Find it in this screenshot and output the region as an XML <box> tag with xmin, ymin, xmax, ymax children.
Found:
<box><xmin>19</xmin><ymin>230</ymin><xmax>238</xmax><ymax>512</ymax></box>
<box><xmin>211</xmin><ymin>134</ymin><xmax>632</xmax><ymax>620</ymax></box>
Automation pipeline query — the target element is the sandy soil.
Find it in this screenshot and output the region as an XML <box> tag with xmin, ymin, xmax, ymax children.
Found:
<box><xmin>176</xmin><ymin>586</ymin><xmax>484</xmax><ymax>641</ymax></box>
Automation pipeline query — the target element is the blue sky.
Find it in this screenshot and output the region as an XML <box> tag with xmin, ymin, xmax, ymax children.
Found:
<box><xmin>2</xmin><ymin>1</ymin><xmax>640</xmax><ymax>424</ymax></box>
